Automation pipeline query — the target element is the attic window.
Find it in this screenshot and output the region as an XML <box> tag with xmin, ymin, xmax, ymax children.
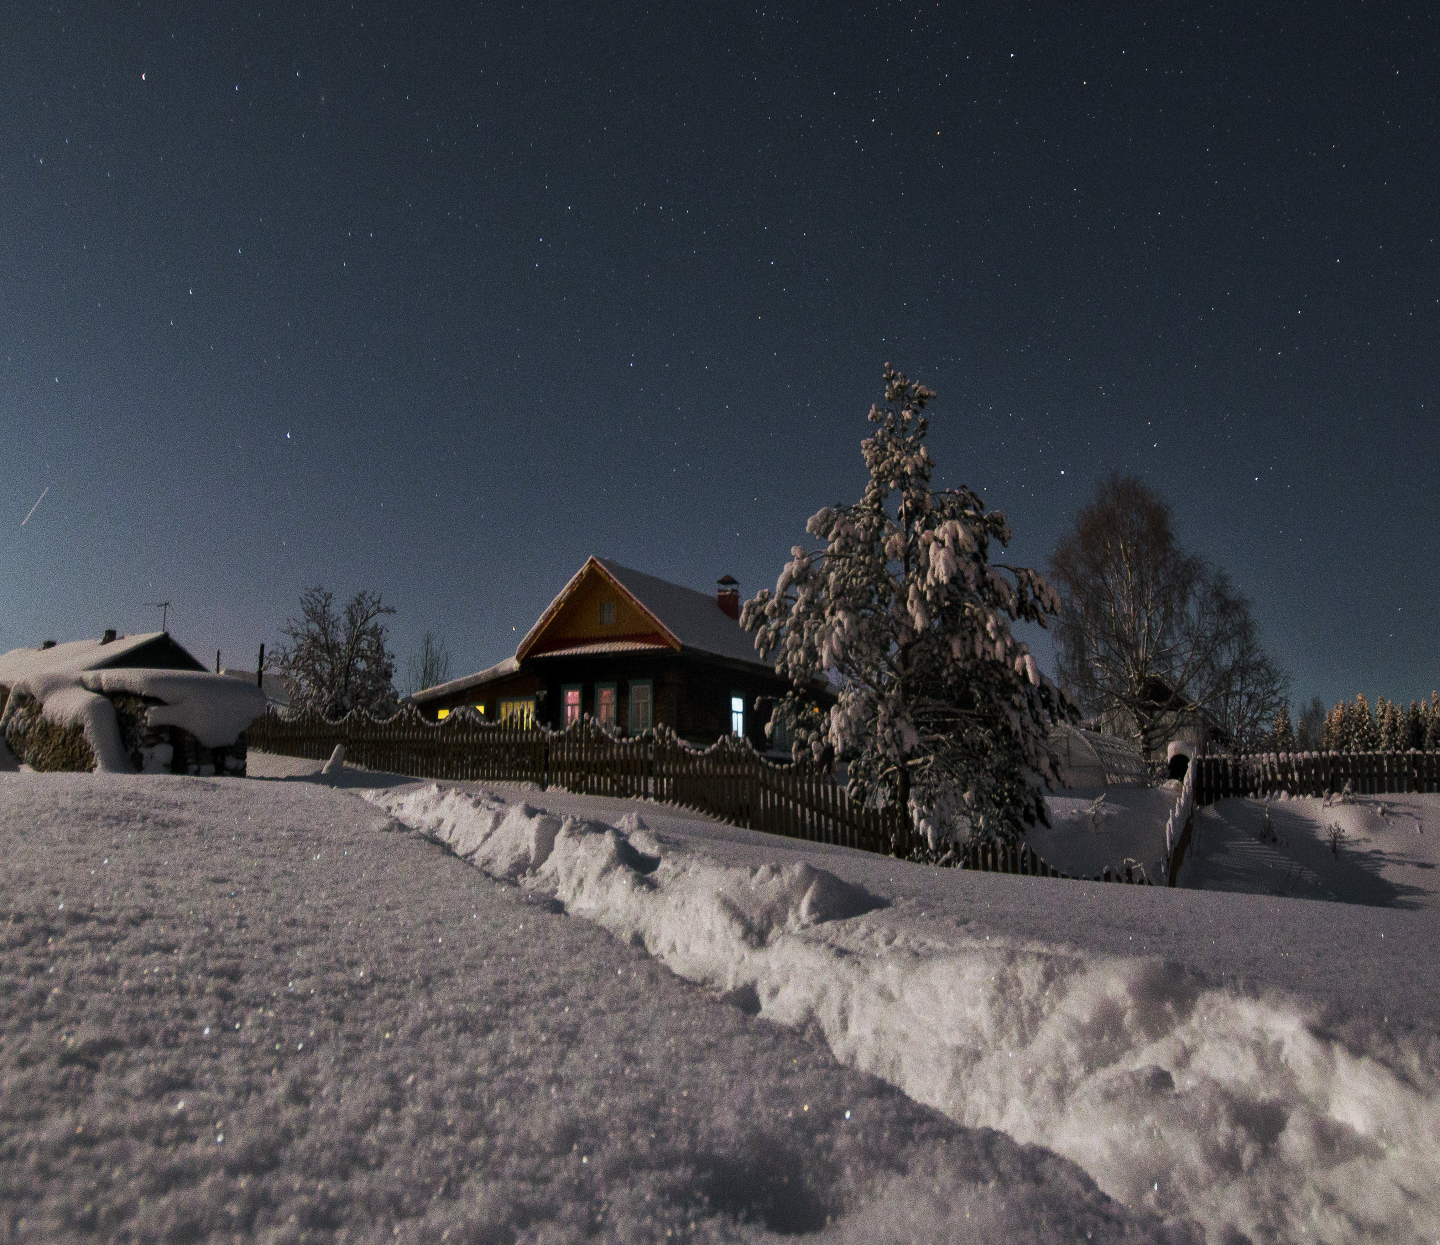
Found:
<box><xmin>600</xmin><ymin>600</ymin><xmax>616</xmax><ymax>626</ymax></box>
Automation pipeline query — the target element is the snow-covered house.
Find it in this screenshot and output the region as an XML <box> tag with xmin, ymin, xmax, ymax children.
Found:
<box><xmin>0</xmin><ymin>631</ymin><xmax>267</xmax><ymax>775</ymax></box>
<box><xmin>411</xmin><ymin>558</ymin><xmax>805</xmax><ymax>749</ymax></box>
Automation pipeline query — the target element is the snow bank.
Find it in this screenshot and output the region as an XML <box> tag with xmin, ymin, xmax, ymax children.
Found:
<box><xmin>370</xmin><ymin>784</ymin><xmax>1440</xmax><ymax>1245</ymax></box>
<box><xmin>80</xmin><ymin>668</ymin><xmax>265</xmax><ymax>747</ymax></box>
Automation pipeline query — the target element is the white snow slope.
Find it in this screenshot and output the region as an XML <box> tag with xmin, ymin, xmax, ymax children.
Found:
<box><xmin>5</xmin><ymin>755</ymin><xmax>1439</xmax><ymax>1244</ymax></box>
<box><xmin>365</xmin><ymin>777</ymin><xmax>1440</xmax><ymax>1245</ymax></box>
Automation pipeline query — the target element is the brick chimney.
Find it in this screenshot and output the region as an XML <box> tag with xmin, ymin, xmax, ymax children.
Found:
<box><xmin>716</xmin><ymin>575</ymin><xmax>740</xmax><ymax>620</ymax></box>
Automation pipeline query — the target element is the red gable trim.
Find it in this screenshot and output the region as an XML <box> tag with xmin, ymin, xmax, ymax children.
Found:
<box><xmin>525</xmin><ymin>631</ymin><xmax>672</xmax><ymax>657</ymax></box>
<box><xmin>514</xmin><ymin>556</ymin><xmax>682</xmax><ymax>661</ymax></box>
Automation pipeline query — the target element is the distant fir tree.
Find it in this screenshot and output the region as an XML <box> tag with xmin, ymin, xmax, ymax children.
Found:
<box><xmin>1428</xmin><ymin>693</ymin><xmax>1440</xmax><ymax>751</ymax></box>
<box><xmin>1407</xmin><ymin>700</ymin><xmax>1425</xmax><ymax>751</ymax></box>
<box><xmin>1267</xmin><ymin>704</ymin><xmax>1295</xmax><ymax>753</ymax></box>
<box><xmin>743</xmin><ymin>364</ymin><xmax>1074</xmax><ymax>853</ymax></box>
<box><xmin>1350</xmin><ymin>694</ymin><xmax>1380</xmax><ymax>752</ymax></box>
<box><xmin>1323</xmin><ymin>703</ymin><xmax>1347</xmax><ymax>751</ymax></box>
<box><xmin>1379</xmin><ymin>699</ymin><xmax>1405</xmax><ymax>753</ymax></box>
<box><xmin>279</xmin><ymin>586</ymin><xmax>399</xmax><ymax>719</ymax></box>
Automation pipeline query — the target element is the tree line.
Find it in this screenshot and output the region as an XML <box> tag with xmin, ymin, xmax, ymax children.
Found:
<box><xmin>1262</xmin><ymin>693</ymin><xmax>1440</xmax><ymax>754</ymax></box>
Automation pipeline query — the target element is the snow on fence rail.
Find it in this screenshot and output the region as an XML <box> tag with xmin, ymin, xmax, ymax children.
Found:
<box><xmin>1164</xmin><ymin>756</ymin><xmax>1197</xmax><ymax>887</ymax></box>
<box><xmin>250</xmin><ymin>707</ymin><xmax>905</xmax><ymax>856</ymax></box>
<box><xmin>250</xmin><ymin>707</ymin><xmax>1135</xmax><ymax>881</ymax></box>
<box><xmin>1194</xmin><ymin>749</ymin><xmax>1440</xmax><ymax>804</ymax></box>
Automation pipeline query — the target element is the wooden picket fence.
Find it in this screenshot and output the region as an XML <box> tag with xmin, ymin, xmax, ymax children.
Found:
<box><xmin>957</xmin><ymin>838</ymin><xmax>1150</xmax><ymax>885</ymax></box>
<box><xmin>1194</xmin><ymin>750</ymin><xmax>1440</xmax><ymax>805</ymax></box>
<box><xmin>250</xmin><ymin>707</ymin><xmax>904</xmax><ymax>855</ymax></box>
<box><xmin>248</xmin><ymin>706</ymin><xmax>1137</xmax><ymax>881</ymax></box>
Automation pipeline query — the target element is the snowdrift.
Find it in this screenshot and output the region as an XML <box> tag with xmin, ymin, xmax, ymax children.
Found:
<box><xmin>369</xmin><ymin>783</ymin><xmax>1440</xmax><ymax>1245</ymax></box>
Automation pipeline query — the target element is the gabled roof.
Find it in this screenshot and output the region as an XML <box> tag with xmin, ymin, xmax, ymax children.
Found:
<box><xmin>598</xmin><ymin>559</ymin><xmax>768</xmax><ymax>666</ymax></box>
<box><xmin>515</xmin><ymin>556</ymin><xmax>770</xmax><ymax>668</ymax></box>
<box><xmin>0</xmin><ymin>631</ymin><xmax>206</xmax><ymax>683</ymax></box>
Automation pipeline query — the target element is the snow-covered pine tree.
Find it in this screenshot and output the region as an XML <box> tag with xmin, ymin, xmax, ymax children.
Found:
<box><xmin>1323</xmin><ymin>703</ymin><xmax>1346</xmax><ymax>751</ymax></box>
<box><xmin>1428</xmin><ymin>693</ymin><xmax>1440</xmax><ymax>750</ymax></box>
<box><xmin>742</xmin><ymin>365</ymin><xmax>1075</xmax><ymax>854</ymax></box>
<box><xmin>1379</xmin><ymin>698</ymin><xmax>1404</xmax><ymax>753</ymax></box>
<box><xmin>278</xmin><ymin>586</ymin><xmax>400</xmax><ymax>719</ymax></box>
<box><xmin>1351</xmin><ymin>694</ymin><xmax>1379</xmax><ymax>752</ymax></box>
<box><xmin>1268</xmin><ymin>704</ymin><xmax>1295</xmax><ymax>753</ymax></box>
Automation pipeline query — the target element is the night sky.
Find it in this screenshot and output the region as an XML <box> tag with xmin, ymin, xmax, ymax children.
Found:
<box><xmin>3</xmin><ymin>3</ymin><xmax>1436</xmax><ymax>714</ymax></box>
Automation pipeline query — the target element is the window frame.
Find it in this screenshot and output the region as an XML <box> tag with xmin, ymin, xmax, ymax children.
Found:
<box><xmin>599</xmin><ymin>599</ymin><xmax>616</xmax><ymax>626</ymax></box>
<box><xmin>730</xmin><ymin>692</ymin><xmax>745</xmax><ymax>739</ymax></box>
<box><xmin>627</xmin><ymin>679</ymin><xmax>653</xmax><ymax>734</ymax></box>
<box><xmin>595</xmin><ymin>682</ymin><xmax>618</xmax><ymax>731</ymax></box>
<box><xmin>561</xmin><ymin>683</ymin><xmax>584</xmax><ymax>729</ymax></box>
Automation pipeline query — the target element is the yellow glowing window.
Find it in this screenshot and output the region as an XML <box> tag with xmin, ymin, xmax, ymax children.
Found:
<box><xmin>498</xmin><ymin>699</ymin><xmax>535</xmax><ymax>727</ymax></box>
<box><xmin>437</xmin><ymin>708</ymin><xmax>450</xmax><ymax>720</ymax></box>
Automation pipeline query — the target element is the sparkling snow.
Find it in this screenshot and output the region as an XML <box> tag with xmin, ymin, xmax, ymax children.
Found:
<box><xmin>3</xmin><ymin>756</ymin><xmax>1438</xmax><ymax>1244</ymax></box>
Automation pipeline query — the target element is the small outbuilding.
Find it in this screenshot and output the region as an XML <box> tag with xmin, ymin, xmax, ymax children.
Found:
<box><xmin>0</xmin><ymin>631</ymin><xmax>267</xmax><ymax>774</ymax></box>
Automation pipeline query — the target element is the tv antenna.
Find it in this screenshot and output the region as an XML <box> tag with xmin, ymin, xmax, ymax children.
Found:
<box><xmin>148</xmin><ymin>601</ymin><xmax>172</xmax><ymax>632</ymax></box>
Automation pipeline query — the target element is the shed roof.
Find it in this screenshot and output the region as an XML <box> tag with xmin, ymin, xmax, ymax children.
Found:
<box><xmin>0</xmin><ymin>632</ymin><xmax>206</xmax><ymax>683</ymax></box>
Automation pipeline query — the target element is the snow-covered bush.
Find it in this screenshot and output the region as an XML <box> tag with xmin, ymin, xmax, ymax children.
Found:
<box><xmin>1</xmin><ymin>690</ymin><xmax>95</xmax><ymax>772</ymax></box>
<box><xmin>742</xmin><ymin>365</ymin><xmax>1074</xmax><ymax>852</ymax></box>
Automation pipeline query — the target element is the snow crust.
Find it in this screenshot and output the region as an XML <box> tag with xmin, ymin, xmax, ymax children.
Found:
<box><xmin>3</xmin><ymin>770</ymin><xmax>1179</xmax><ymax>1243</ymax></box>
<box><xmin>370</xmin><ymin>781</ymin><xmax>1440</xmax><ymax>1245</ymax></box>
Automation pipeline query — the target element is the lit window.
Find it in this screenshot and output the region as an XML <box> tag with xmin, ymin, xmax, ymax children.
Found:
<box><xmin>600</xmin><ymin>599</ymin><xmax>616</xmax><ymax>625</ymax></box>
<box><xmin>498</xmin><ymin>699</ymin><xmax>535</xmax><ymax>727</ymax></box>
<box><xmin>475</xmin><ymin>704</ymin><xmax>485</xmax><ymax>714</ymax></box>
<box><xmin>563</xmin><ymin>685</ymin><xmax>582</xmax><ymax>727</ymax></box>
<box><xmin>628</xmin><ymin>680</ymin><xmax>652</xmax><ymax>733</ymax></box>
<box><xmin>437</xmin><ymin>708</ymin><xmax>450</xmax><ymax>720</ymax></box>
<box><xmin>731</xmin><ymin>695</ymin><xmax>744</xmax><ymax>737</ymax></box>
<box><xmin>596</xmin><ymin>683</ymin><xmax>617</xmax><ymax>730</ymax></box>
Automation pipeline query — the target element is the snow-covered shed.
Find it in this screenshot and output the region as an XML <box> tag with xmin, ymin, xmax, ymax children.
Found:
<box><xmin>0</xmin><ymin>631</ymin><xmax>267</xmax><ymax>775</ymax></box>
<box><xmin>411</xmin><ymin>557</ymin><xmax>808</xmax><ymax>749</ymax></box>
<box><xmin>1049</xmin><ymin>724</ymin><xmax>1149</xmax><ymax>788</ymax></box>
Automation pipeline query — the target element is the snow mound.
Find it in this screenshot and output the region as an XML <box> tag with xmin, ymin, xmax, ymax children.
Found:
<box><xmin>373</xmin><ymin>785</ymin><xmax>563</xmax><ymax>880</ymax></box>
<box><xmin>80</xmin><ymin>668</ymin><xmax>265</xmax><ymax>747</ymax></box>
<box><xmin>369</xmin><ymin>785</ymin><xmax>1440</xmax><ymax>1245</ymax></box>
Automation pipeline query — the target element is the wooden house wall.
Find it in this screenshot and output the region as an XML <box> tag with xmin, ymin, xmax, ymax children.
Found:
<box><xmin>530</xmin><ymin>652</ymin><xmax>790</xmax><ymax>749</ymax></box>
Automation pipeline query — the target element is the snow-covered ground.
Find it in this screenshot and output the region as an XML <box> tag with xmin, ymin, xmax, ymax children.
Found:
<box><xmin>4</xmin><ymin>757</ymin><xmax>1439</xmax><ymax>1244</ymax></box>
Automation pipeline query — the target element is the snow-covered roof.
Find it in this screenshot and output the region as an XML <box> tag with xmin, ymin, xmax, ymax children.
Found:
<box><xmin>0</xmin><ymin>631</ymin><xmax>203</xmax><ymax>683</ymax></box>
<box><xmin>0</xmin><ymin>633</ymin><xmax>265</xmax><ymax>769</ymax></box>
<box><xmin>409</xmin><ymin>656</ymin><xmax>521</xmax><ymax>705</ymax></box>
<box><xmin>596</xmin><ymin>559</ymin><xmax>769</xmax><ymax>667</ymax></box>
<box><xmin>221</xmin><ymin>668</ymin><xmax>294</xmax><ymax>708</ymax></box>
